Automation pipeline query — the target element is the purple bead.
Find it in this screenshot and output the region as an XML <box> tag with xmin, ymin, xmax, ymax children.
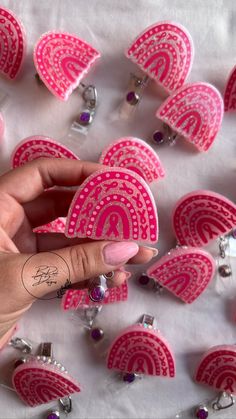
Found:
<box><xmin>153</xmin><ymin>131</ymin><xmax>164</xmax><ymax>144</ymax></box>
<box><xmin>47</xmin><ymin>412</ymin><xmax>60</xmax><ymax>419</ymax></box>
<box><xmin>79</xmin><ymin>111</ymin><xmax>91</xmax><ymax>123</ymax></box>
<box><xmin>195</xmin><ymin>406</ymin><xmax>208</xmax><ymax>419</ymax></box>
<box><xmin>89</xmin><ymin>285</ymin><xmax>105</xmax><ymax>302</ymax></box>
<box><xmin>138</xmin><ymin>274</ymin><xmax>150</xmax><ymax>286</ymax></box>
<box><xmin>123</xmin><ymin>372</ymin><xmax>136</xmax><ymax>383</ymax></box>
<box><xmin>91</xmin><ymin>327</ymin><xmax>104</xmax><ymax>341</ymax></box>
<box><xmin>126</xmin><ymin>91</ymin><xmax>139</xmax><ymax>105</ymax></box>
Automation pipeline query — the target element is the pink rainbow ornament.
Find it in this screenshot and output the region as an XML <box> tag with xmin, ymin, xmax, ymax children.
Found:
<box><xmin>99</xmin><ymin>137</ymin><xmax>165</xmax><ymax>184</ymax></box>
<box><xmin>62</xmin><ymin>281</ymin><xmax>128</xmax><ymax>310</ymax></box>
<box><xmin>11</xmin><ymin>135</ymin><xmax>79</xmax><ymax>168</ymax></box>
<box><xmin>224</xmin><ymin>65</ymin><xmax>236</xmax><ymax>111</ymax></box>
<box><xmin>34</xmin><ymin>217</ymin><xmax>66</xmax><ymax>234</ymax></box>
<box><xmin>0</xmin><ymin>6</ymin><xmax>26</xmax><ymax>79</ymax></box>
<box><xmin>65</xmin><ymin>168</ymin><xmax>158</xmax><ymax>244</ymax></box>
<box><xmin>147</xmin><ymin>247</ymin><xmax>216</xmax><ymax>303</ymax></box>
<box><xmin>12</xmin><ymin>357</ymin><xmax>81</xmax><ymax>407</ymax></box>
<box><xmin>107</xmin><ymin>316</ymin><xmax>175</xmax><ymax>377</ymax></box>
<box><xmin>34</xmin><ymin>31</ymin><xmax>100</xmax><ymax>101</ymax></box>
<box><xmin>173</xmin><ymin>190</ymin><xmax>236</xmax><ymax>248</ymax></box>
<box><xmin>195</xmin><ymin>345</ymin><xmax>236</xmax><ymax>395</ymax></box>
<box><xmin>126</xmin><ymin>21</ymin><xmax>194</xmax><ymax>94</ymax></box>
<box><xmin>155</xmin><ymin>82</ymin><xmax>223</xmax><ymax>152</ymax></box>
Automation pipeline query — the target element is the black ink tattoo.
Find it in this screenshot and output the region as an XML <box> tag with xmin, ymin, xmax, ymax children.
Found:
<box><xmin>56</xmin><ymin>278</ymin><xmax>72</xmax><ymax>299</ymax></box>
<box><xmin>32</xmin><ymin>265</ymin><xmax>58</xmax><ymax>287</ymax></box>
<box><xmin>21</xmin><ymin>252</ymin><xmax>71</xmax><ymax>300</ymax></box>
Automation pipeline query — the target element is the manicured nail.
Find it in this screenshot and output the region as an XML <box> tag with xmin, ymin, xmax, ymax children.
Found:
<box><xmin>103</xmin><ymin>242</ymin><xmax>139</xmax><ymax>266</ymax></box>
<box><xmin>122</xmin><ymin>270</ymin><xmax>132</xmax><ymax>280</ymax></box>
<box><xmin>144</xmin><ymin>246</ymin><xmax>158</xmax><ymax>257</ymax></box>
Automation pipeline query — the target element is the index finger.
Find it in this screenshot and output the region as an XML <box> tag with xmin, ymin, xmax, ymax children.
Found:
<box><xmin>0</xmin><ymin>158</ymin><xmax>104</xmax><ymax>203</ymax></box>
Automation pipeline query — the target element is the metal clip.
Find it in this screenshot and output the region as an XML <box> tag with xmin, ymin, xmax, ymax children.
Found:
<box><xmin>70</xmin><ymin>84</ymin><xmax>98</xmax><ymax>135</ymax></box>
<box><xmin>152</xmin><ymin>123</ymin><xmax>178</xmax><ymax>146</ymax></box>
<box><xmin>88</xmin><ymin>271</ymin><xmax>114</xmax><ymax>303</ymax></box>
<box><xmin>39</xmin><ymin>342</ymin><xmax>53</xmax><ymax>358</ymax></box>
<box><xmin>141</xmin><ymin>314</ymin><xmax>155</xmax><ymax>329</ymax></box>
<box><xmin>84</xmin><ymin>305</ymin><xmax>103</xmax><ymax>327</ymax></box>
<box><xmin>212</xmin><ymin>392</ymin><xmax>235</xmax><ymax>411</ymax></box>
<box><xmin>119</xmin><ymin>73</ymin><xmax>149</xmax><ymax>119</ymax></box>
<box><xmin>219</xmin><ymin>236</ymin><xmax>228</xmax><ymax>259</ymax></box>
<box><xmin>9</xmin><ymin>337</ymin><xmax>32</xmax><ymax>354</ymax></box>
<box><xmin>59</xmin><ymin>395</ymin><xmax>72</xmax><ymax>414</ymax></box>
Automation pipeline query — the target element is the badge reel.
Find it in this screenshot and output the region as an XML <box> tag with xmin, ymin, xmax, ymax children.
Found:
<box><xmin>61</xmin><ymin>278</ymin><xmax>129</xmax><ymax>355</ymax></box>
<box><xmin>64</xmin><ymin>166</ymin><xmax>158</xmax><ymax>309</ymax></box>
<box><xmin>152</xmin><ymin>82</ymin><xmax>223</xmax><ymax>152</ymax></box>
<box><xmin>176</xmin><ymin>344</ymin><xmax>236</xmax><ymax>418</ymax></box>
<box><xmin>0</xmin><ymin>6</ymin><xmax>27</xmax><ymax>141</ymax></box>
<box><xmin>143</xmin><ymin>246</ymin><xmax>216</xmax><ymax>304</ymax></box>
<box><xmin>99</xmin><ymin>136</ymin><xmax>165</xmax><ymax>185</ymax></box>
<box><xmin>10</xmin><ymin>135</ymin><xmax>80</xmax><ymax>234</ymax></box>
<box><xmin>103</xmin><ymin>314</ymin><xmax>175</xmax><ymax>395</ymax></box>
<box><xmin>34</xmin><ymin>30</ymin><xmax>101</xmax><ymax>150</ymax></box>
<box><xmin>117</xmin><ymin>21</ymin><xmax>194</xmax><ymax>120</ymax></box>
<box><xmin>0</xmin><ymin>337</ymin><xmax>81</xmax><ymax>417</ymax></box>
<box><xmin>172</xmin><ymin>189</ymin><xmax>236</xmax><ymax>296</ymax></box>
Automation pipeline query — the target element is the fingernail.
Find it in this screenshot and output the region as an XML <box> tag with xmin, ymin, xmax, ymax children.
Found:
<box><xmin>116</xmin><ymin>267</ymin><xmax>132</xmax><ymax>279</ymax></box>
<box><xmin>144</xmin><ymin>246</ymin><xmax>158</xmax><ymax>257</ymax></box>
<box><xmin>103</xmin><ymin>242</ymin><xmax>139</xmax><ymax>266</ymax></box>
<box><xmin>122</xmin><ymin>270</ymin><xmax>132</xmax><ymax>280</ymax></box>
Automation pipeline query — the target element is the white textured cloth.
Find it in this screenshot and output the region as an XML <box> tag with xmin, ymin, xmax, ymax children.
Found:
<box><xmin>0</xmin><ymin>0</ymin><xmax>236</xmax><ymax>418</ymax></box>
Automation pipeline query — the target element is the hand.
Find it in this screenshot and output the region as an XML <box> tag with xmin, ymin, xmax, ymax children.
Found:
<box><xmin>0</xmin><ymin>158</ymin><xmax>157</xmax><ymax>342</ymax></box>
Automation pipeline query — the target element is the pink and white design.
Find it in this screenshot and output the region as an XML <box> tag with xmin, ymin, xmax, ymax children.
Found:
<box><xmin>11</xmin><ymin>135</ymin><xmax>79</xmax><ymax>168</ymax></box>
<box><xmin>126</xmin><ymin>21</ymin><xmax>194</xmax><ymax>94</ymax></box>
<box><xmin>107</xmin><ymin>324</ymin><xmax>175</xmax><ymax>377</ymax></box>
<box><xmin>0</xmin><ymin>112</ymin><xmax>4</xmax><ymax>141</ymax></box>
<box><xmin>34</xmin><ymin>31</ymin><xmax>100</xmax><ymax>101</ymax></box>
<box><xmin>224</xmin><ymin>65</ymin><xmax>236</xmax><ymax>111</ymax></box>
<box><xmin>12</xmin><ymin>359</ymin><xmax>81</xmax><ymax>407</ymax></box>
<box><xmin>173</xmin><ymin>190</ymin><xmax>236</xmax><ymax>247</ymax></box>
<box><xmin>156</xmin><ymin>82</ymin><xmax>223</xmax><ymax>151</ymax></box>
<box><xmin>65</xmin><ymin>168</ymin><xmax>158</xmax><ymax>243</ymax></box>
<box><xmin>0</xmin><ymin>7</ymin><xmax>26</xmax><ymax>79</ymax></box>
<box><xmin>195</xmin><ymin>345</ymin><xmax>236</xmax><ymax>395</ymax></box>
<box><xmin>147</xmin><ymin>247</ymin><xmax>215</xmax><ymax>303</ymax></box>
<box><xmin>99</xmin><ymin>137</ymin><xmax>165</xmax><ymax>184</ymax></box>
<box><xmin>62</xmin><ymin>281</ymin><xmax>128</xmax><ymax>310</ymax></box>
<box><xmin>34</xmin><ymin>217</ymin><xmax>66</xmax><ymax>234</ymax></box>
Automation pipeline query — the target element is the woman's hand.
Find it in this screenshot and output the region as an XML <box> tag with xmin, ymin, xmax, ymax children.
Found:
<box><xmin>0</xmin><ymin>158</ymin><xmax>157</xmax><ymax>342</ymax></box>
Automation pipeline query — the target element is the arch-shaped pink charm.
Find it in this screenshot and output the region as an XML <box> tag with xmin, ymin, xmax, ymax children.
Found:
<box><xmin>173</xmin><ymin>190</ymin><xmax>236</xmax><ymax>247</ymax></box>
<box><xmin>224</xmin><ymin>65</ymin><xmax>236</xmax><ymax>111</ymax></box>
<box><xmin>65</xmin><ymin>168</ymin><xmax>158</xmax><ymax>244</ymax></box>
<box><xmin>195</xmin><ymin>345</ymin><xmax>236</xmax><ymax>395</ymax></box>
<box><xmin>12</xmin><ymin>359</ymin><xmax>81</xmax><ymax>407</ymax></box>
<box><xmin>156</xmin><ymin>82</ymin><xmax>223</xmax><ymax>151</ymax></box>
<box><xmin>62</xmin><ymin>280</ymin><xmax>128</xmax><ymax>310</ymax></box>
<box><xmin>126</xmin><ymin>21</ymin><xmax>194</xmax><ymax>93</ymax></box>
<box><xmin>34</xmin><ymin>217</ymin><xmax>66</xmax><ymax>234</ymax></box>
<box><xmin>147</xmin><ymin>247</ymin><xmax>215</xmax><ymax>303</ymax></box>
<box><xmin>107</xmin><ymin>324</ymin><xmax>175</xmax><ymax>377</ymax></box>
<box><xmin>11</xmin><ymin>135</ymin><xmax>79</xmax><ymax>168</ymax></box>
<box><xmin>34</xmin><ymin>31</ymin><xmax>100</xmax><ymax>101</ymax></box>
<box><xmin>0</xmin><ymin>6</ymin><xmax>26</xmax><ymax>79</ymax></box>
<box><xmin>99</xmin><ymin>137</ymin><xmax>165</xmax><ymax>184</ymax></box>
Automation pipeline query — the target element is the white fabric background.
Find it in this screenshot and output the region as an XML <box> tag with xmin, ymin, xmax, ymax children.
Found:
<box><xmin>0</xmin><ymin>0</ymin><xmax>236</xmax><ymax>418</ymax></box>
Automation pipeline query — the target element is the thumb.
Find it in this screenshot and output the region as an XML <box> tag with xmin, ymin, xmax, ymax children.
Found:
<box><xmin>14</xmin><ymin>241</ymin><xmax>139</xmax><ymax>300</ymax></box>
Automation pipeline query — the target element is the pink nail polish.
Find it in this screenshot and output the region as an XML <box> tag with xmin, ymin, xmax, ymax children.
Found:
<box><xmin>103</xmin><ymin>242</ymin><xmax>139</xmax><ymax>266</ymax></box>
